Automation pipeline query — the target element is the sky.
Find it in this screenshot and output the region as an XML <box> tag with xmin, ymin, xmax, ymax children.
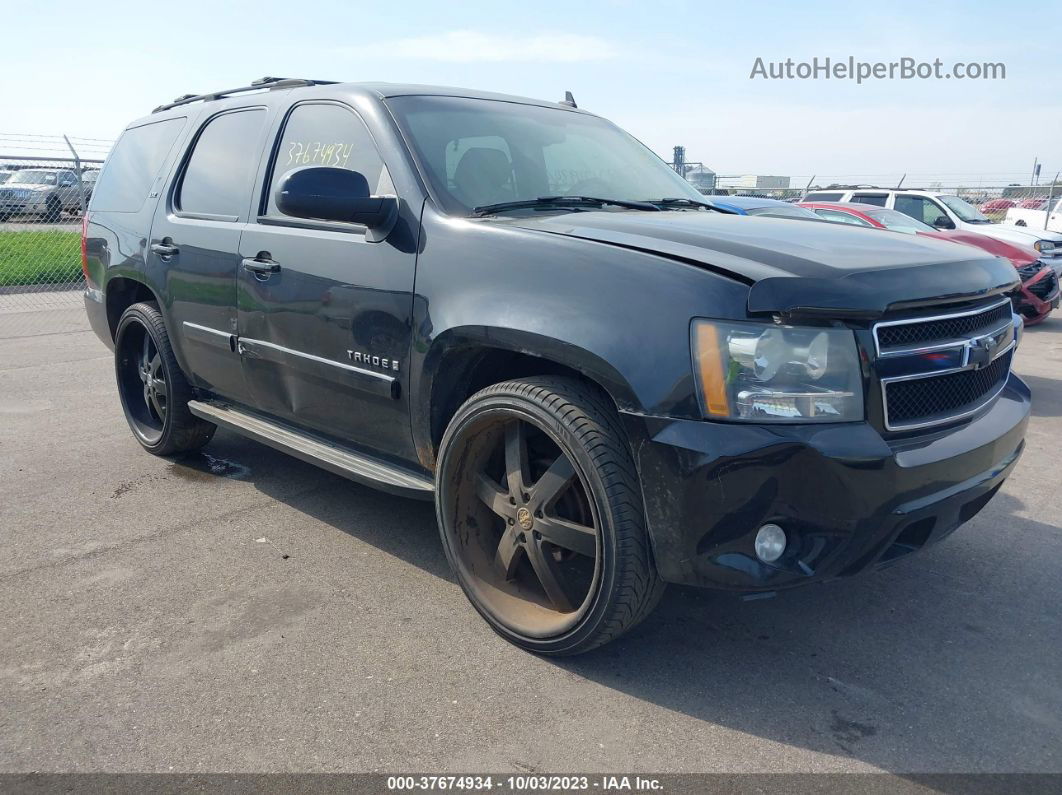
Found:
<box><xmin>1</xmin><ymin>0</ymin><xmax>1058</xmax><ymax>186</ymax></box>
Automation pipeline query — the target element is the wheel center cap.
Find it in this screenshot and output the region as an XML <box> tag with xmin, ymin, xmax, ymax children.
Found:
<box><xmin>516</xmin><ymin>507</ymin><xmax>534</xmax><ymax>531</ymax></box>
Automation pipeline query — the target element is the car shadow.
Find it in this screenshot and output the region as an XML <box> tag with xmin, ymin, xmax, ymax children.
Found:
<box><xmin>175</xmin><ymin>431</ymin><xmax>1061</xmax><ymax>774</ymax></box>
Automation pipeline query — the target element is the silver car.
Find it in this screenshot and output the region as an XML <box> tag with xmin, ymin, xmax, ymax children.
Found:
<box><xmin>0</xmin><ymin>168</ymin><xmax>83</xmax><ymax>221</ymax></box>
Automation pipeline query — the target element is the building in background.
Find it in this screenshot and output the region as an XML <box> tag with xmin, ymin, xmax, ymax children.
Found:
<box><xmin>717</xmin><ymin>175</ymin><xmax>791</xmax><ymax>191</ymax></box>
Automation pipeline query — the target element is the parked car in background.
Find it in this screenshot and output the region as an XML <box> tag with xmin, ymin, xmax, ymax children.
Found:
<box><xmin>803</xmin><ymin>188</ymin><xmax>1062</xmax><ymax>272</ymax></box>
<box><xmin>1005</xmin><ymin>196</ymin><xmax>1062</xmax><ymax>235</ymax></box>
<box><xmin>0</xmin><ymin>170</ymin><xmax>15</xmax><ymax>184</ymax></box>
<box><xmin>979</xmin><ymin>198</ymin><xmax>1017</xmax><ymax>218</ymax></box>
<box><xmin>707</xmin><ymin>195</ymin><xmax>821</xmax><ymax>220</ymax></box>
<box><xmin>800</xmin><ymin>201</ymin><xmax>1059</xmax><ymax>324</ymax></box>
<box><xmin>1018</xmin><ymin>198</ymin><xmax>1047</xmax><ymax>209</ymax></box>
<box><xmin>0</xmin><ymin>168</ymin><xmax>82</xmax><ymax>221</ymax></box>
<box><xmin>80</xmin><ymin>169</ymin><xmax>100</xmax><ymax>204</ymax></box>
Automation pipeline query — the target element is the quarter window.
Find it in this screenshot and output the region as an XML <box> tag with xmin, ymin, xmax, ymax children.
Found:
<box><xmin>91</xmin><ymin>118</ymin><xmax>185</xmax><ymax>213</ymax></box>
<box><xmin>265</xmin><ymin>103</ymin><xmax>390</xmax><ymax>218</ymax></box>
<box><xmin>178</xmin><ymin>109</ymin><xmax>267</xmax><ymax>219</ymax></box>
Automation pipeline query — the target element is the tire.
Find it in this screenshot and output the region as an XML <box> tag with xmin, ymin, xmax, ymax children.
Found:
<box><xmin>114</xmin><ymin>301</ymin><xmax>215</xmax><ymax>455</ymax></box>
<box><xmin>435</xmin><ymin>376</ymin><xmax>664</xmax><ymax>655</ymax></box>
<box><xmin>43</xmin><ymin>195</ymin><xmax>62</xmax><ymax>222</ymax></box>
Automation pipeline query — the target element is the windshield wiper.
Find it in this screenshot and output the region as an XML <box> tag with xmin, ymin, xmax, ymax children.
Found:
<box><xmin>472</xmin><ymin>196</ymin><xmax>661</xmax><ymax>216</ymax></box>
<box><xmin>649</xmin><ymin>197</ymin><xmax>741</xmax><ymax>214</ymax></box>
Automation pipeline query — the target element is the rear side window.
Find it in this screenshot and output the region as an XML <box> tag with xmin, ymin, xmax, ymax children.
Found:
<box><xmin>178</xmin><ymin>109</ymin><xmax>267</xmax><ymax>220</ymax></box>
<box><xmin>804</xmin><ymin>191</ymin><xmax>844</xmax><ymax>201</ymax></box>
<box><xmin>90</xmin><ymin>118</ymin><xmax>184</xmax><ymax>213</ymax></box>
<box><xmin>264</xmin><ymin>102</ymin><xmax>389</xmax><ymax>218</ymax></box>
<box><xmin>852</xmin><ymin>193</ymin><xmax>887</xmax><ymax>206</ymax></box>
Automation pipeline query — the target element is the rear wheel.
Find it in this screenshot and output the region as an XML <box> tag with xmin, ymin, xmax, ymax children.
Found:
<box><xmin>114</xmin><ymin>302</ymin><xmax>215</xmax><ymax>455</ymax></box>
<box><xmin>436</xmin><ymin>376</ymin><xmax>664</xmax><ymax>655</ymax></box>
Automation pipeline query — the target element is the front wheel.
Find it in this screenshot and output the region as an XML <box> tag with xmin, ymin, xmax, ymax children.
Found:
<box><xmin>435</xmin><ymin>376</ymin><xmax>664</xmax><ymax>655</ymax></box>
<box><xmin>114</xmin><ymin>302</ymin><xmax>215</xmax><ymax>455</ymax></box>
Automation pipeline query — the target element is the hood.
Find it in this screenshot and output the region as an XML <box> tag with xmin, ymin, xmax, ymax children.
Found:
<box><xmin>918</xmin><ymin>229</ymin><xmax>1038</xmax><ymax>267</ymax></box>
<box><xmin>984</xmin><ymin>222</ymin><xmax>1062</xmax><ymax>244</ymax></box>
<box><xmin>501</xmin><ymin>211</ymin><xmax>1018</xmax><ymax>318</ymax></box>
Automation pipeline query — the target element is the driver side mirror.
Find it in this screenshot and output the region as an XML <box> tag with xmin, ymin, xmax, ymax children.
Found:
<box><xmin>932</xmin><ymin>215</ymin><xmax>955</xmax><ymax>230</ymax></box>
<box><xmin>275</xmin><ymin>166</ymin><xmax>397</xmax><ymax>233</ymax></box>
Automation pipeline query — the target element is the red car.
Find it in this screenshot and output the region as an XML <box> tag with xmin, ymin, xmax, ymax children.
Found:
<box><xmin>979</xmin><ymin>198</ymin><xmax>1017</xmax><ymax>213</ymax></box>
<box><xmin>799</xmin><ymin>201</ymin><xmax>1060</xmax><ymax>324</ymax></box>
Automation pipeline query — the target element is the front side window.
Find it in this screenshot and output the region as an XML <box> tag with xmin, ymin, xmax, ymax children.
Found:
<box><xmin>178</xmin><ymin>109</ymin><xmax>267</xmax><ymax>219</ymax></box>
<box><xmin>265</xmin><ymin>102</ymin><xmax>390</xmax><ymax>218</ymax></box>
<box><xmin>804</xmin><ymin>192</ymin><xmax>844</xmax><ymax>201</ymax></box>
<box><xmin>894</xmin><ymin>195</ymin><xmax>946</xmax><ymax>226</ymax></box>
<box><xmin>387</xmin><ymin>95</ymin><xmax>704</xmax><ymax>215</ymax></box>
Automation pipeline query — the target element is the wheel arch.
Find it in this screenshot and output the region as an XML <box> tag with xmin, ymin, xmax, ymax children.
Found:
<box><xmin>105</xmin><ymin>275</ymin><xmax>161</xmax><ymax>341</ymax></box>
<box><xmin>415</xmin><ymin>327</ymin><xmax>639</xmax><ymax>471</ymax></box>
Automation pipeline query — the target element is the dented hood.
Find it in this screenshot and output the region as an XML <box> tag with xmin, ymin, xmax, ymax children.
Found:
<box><xmin>504</xmin><ymin>211</ymin><xmax>1018</xmax><ymax>318</ymax></box>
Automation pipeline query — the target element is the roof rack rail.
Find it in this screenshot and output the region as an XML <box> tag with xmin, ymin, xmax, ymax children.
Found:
<box><xmin>152</xmin><ymin>76</ymin><xmax>337</xmax><ymax>114</ymax></box>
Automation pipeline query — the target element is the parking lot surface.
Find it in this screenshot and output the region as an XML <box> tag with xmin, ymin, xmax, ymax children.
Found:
<box><xmin>1</xmin><ymin>305</ymin><xmax>1060</xmax><ymax>775</ymax></box>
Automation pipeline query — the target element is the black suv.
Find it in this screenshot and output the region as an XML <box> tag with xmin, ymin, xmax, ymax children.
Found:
<box><xmin>84</xmin><ymin>77</ymin><xmax>1029</xmax><ymax>655</ymax></box>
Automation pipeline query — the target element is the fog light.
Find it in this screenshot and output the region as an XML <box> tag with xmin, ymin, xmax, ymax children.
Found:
<box><xmin>755</xmin><ymin>523</ymin><xmax>787</xmax><ymax>563</ymax></box>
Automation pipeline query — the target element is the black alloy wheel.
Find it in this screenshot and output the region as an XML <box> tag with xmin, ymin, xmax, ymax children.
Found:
<box><xmin>436</xmin><ymin>376</ymin><xmax>664</xmax><ymax>655</ymax></box>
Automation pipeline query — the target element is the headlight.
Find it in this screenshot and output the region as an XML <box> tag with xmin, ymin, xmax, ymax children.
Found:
<box><xmin>691</xmin><ymin>319</ymin><xmax>863</xmax><ymax>422</ymax></box>
<box><xmin>1034</xmin><ymin>240</ymin><xmax>1055</xmax><ymax>252</ymax></box>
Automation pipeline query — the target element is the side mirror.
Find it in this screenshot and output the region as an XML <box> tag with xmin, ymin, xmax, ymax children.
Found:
<box><xmin>275</xmin><ymin>166</ymin><xmax>397</xmax><ymax>231</ymax></box>
<box><xmin>932</xmin><ymin>215</ymin><xmax>954</xmax><ymax>230</ymax></box>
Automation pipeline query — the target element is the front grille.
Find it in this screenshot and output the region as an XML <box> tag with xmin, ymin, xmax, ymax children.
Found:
<box><xmin>1029</xmin><ymin>270</ymin><xmax>1058</xmax><ymax>300</ymax></box>
<box><xmin>875</xmin><ymin>301</ymin><xmax>1012</xmax><ymax>351</ymax></box>
<box><xmin>885</xmin><ymin>349</ymin><xmax>1012</xmax><ymax>427</ymax></box>
<box><xmin>874</xmin><ymin>298</ymin><xmax>1016</xmax><ymax>431</ymax></box>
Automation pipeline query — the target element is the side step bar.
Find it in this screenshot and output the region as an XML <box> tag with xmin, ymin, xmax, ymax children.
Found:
<box><xmin>187</xmin><ymin>400</ymin><xmax>434</xmax><ymax>500</ymax></box>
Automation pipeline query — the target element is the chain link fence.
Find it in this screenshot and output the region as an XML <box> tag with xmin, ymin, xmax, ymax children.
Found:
<box><xmin>0</xmin><ymin>135</ymin><xmax>110</xmax><ymax>330</ymax></box>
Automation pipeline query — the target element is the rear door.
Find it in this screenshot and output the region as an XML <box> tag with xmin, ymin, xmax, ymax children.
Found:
<box><xmin>235</xmin><ymin>100</ymin><xmax>418</xmax><ymax>459</ymax></box>
<box><xmin>149</xmin><ymin>106</ymin><xmax>272</xmax><ymax>404</ymax></box>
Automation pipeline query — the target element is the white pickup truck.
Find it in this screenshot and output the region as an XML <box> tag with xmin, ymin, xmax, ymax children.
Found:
<box><xmin>1006</xmin><ymin>197</ymin><xmax>1062</xmax><ymax>234</ymax></box>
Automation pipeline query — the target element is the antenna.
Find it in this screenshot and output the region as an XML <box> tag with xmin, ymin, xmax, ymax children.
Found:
<box><xmin>895</xmin><ymin>173</ymin><xmax>906</xmax><ymax>189</ymax></box>
<box><xmin>561</xmin><ymin>91</ymin><xmax>577</xmax><ymax>108</ymax></box>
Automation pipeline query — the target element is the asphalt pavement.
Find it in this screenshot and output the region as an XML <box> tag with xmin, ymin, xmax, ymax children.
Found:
<box><xmin>1</xmin><ymin>305</ymin><xmax>1060</xmax><ymax>774</ymax></box>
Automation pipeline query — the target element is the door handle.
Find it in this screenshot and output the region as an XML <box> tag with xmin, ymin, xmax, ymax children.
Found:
<box><xmin>242</xmin><ymin>256</ymin><xmax>280</xmax><ymax>275</ymax></box>
<box><xmin>151</xmin><ymin>242</ymin><xmax>179</xmax><ymax>257</ymax></box>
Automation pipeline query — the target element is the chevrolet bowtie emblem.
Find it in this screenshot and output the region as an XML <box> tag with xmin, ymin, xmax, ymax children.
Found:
<box><xmin>966</xmin><ymin>332</ymin><xmax>1003</xmax><ymax>370</ymax></box>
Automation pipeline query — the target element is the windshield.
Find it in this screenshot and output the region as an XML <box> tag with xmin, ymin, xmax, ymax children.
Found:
<box><xmin>866</xmin><ymin>208</ymin><xmax>934</xmax><ymax>234</ymax></box>
<box><xmin>745</xmin><ymin>204</ymin><xmax>820</xmax><ymax>219</ymax></box>
<box><xmin>8</xmin><ymin>170</ymin><xmax>57</xmax><ymax>186</ymax></box>
<box><xmin>0</xmin><ymin>172</ymin><xmax>12</xmax><ymax>183</ymax></box>
<box><xmin>939</xmin><ymin>194</ymin><xmax>990</xmax><ymax>223</ymax></box>
<box><xmin>387</xmin><ymin>95</ymin><xmax>705</xmax><ymax>215</ymax></box>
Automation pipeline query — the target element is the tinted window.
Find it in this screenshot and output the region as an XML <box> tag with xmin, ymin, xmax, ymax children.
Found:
<box><xmin>852</xmin><ymin>193</ymin><xmax>887</xmax><ymax>206</ymax></box>
<box><xmin>91</xmin><ymin>118</ymin><xmax>184</xmax><ymax>213</ymax></box>
<box><xmin>804</xmin><ymin>192</ymin><xmax>844</xmax><ymax>201</ymax></box>
<box><xmin>179</xmin><ymin>109</ymin><xmax>267</xmax><ymax>219</ymax></box>
<box><xmin>266</xmin><ymin>103</ymin><xmax>389</xmax><ymax>217</ymax></box>
<box><xmin>895</xmin><ymin>195</ymin><xmax>946</xmax><ymax>225</ymax></box>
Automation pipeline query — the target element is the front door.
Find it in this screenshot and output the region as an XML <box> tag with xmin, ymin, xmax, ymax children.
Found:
<box><xmin>236</xmin><ymin>100</ymin><xmax>418</xmax><ymax>460</ymax></box>
<box><xmin>149</xmin><ymin>106</ymin><xmax>272</xmax><ymax>404</ymax></box>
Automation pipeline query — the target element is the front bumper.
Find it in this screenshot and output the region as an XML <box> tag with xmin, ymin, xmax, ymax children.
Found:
<box><xmin>1015</xmin><ymin>265</ymin><xmax>1060</xmax><ymax>323</ymax></box>
<box><xmin>623</xmin><ymin>374</ymin><xmax>1029</xmax><ymax>592</ymax></box>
